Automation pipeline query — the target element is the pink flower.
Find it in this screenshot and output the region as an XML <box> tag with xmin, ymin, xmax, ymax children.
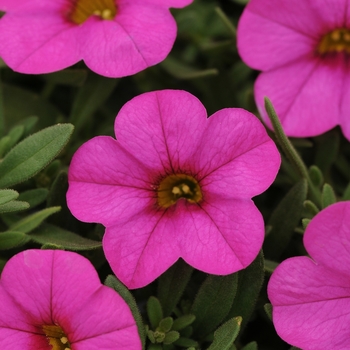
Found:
<box><xmin>67</xmin><ymin>89</ymin><xmax>280</xmax><ymax>289</ymax></box>
<box><xmin>0</xmin><ymin>249</ymin><xmax>141</xmax><ymax>349</ymax></box>
<box><xmin>237</xmin><ymin>0</ymin><xmax>350</xmax><ymax>139</ymax></box>
<box><xmin>268</xmin><ymin>201</ymin><xmax>350</xmax><ymax>349</ymax></box>
<box><xmin>0</xmin><ymin>0</ymin><xmax>192</xmax><ymax>77</ymax></box>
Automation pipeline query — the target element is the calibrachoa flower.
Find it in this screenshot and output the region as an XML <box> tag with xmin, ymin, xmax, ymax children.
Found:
<box><xmin>67</xmin><ymin>89</ymin><xmax>281</xmax><ymax>289</ymax></box>
<box><xmin>268</xmin><ymin>201</ymin><xmax>350</xmax><ymax>349</ymax></box>
<box><xmin>0</xmin><ymin>0</ymin><xmax>192</xmax><ymax>77</ymax></box>
<box><xmin>0</xmin><ymin>249</ymin><xmax>141</xmax><ymax>349</ymax></box>
<box><xmin>237</xmin><ymin>0</ymin><xmax>350</xmax><ymax>140</ymax></box>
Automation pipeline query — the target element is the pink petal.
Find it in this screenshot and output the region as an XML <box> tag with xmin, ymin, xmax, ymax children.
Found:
<box><xmin>255</xmin><ymin>56</ymin><xmax>340</xmax><ymax>137</ymax></box>
<box><xmin>103</xmin><ymin>207</ymin><xmax>179</xmax><ymax>289</ymax></box>
<box><xmin>193</xmin><ymin>108</ymin><xmax>280</xmax><ymax>198</ymax></box>
<box><xmin>131</xmin><ymin>0</ymin><xmax>193</xmax><ymax>7</ymax></box>
<box><xmin>304</xmin><ymin>201</ymin><xmax>350</xmax><ymax>277</ymax></box>
<box><xmin>115</xmin><ymin>90</ymin><xmax>208</xmax><ymax>172</ymax></box>
<box><xmin>340</xmin><ymin>65</ymin><xmax>350</xmax><ymax>140</ymax></box>
<box><xmin>69</xmin><ymin>287</ymin><xmax>141</xmax><ymax>349</ymax></box>
<box><xmin>179</xmin><ymin>196</ymin><xmax>264</xmax><ymax>274</ymax></box>
<box><xmin>0</xmin><ymin>0</ymin><xmax>67</xmax><ymax>11</ymax></box>
<box><xmin>0</xmin><ymin>12</ymin><xmax>80</xmax><ymax>74</ymax></box>
<box><xmin>67</xmin><ymin>136</ymin><xmax>156</xmax><ymax>226</ymax></box>
<box><xmin>268</xmin><ymin>256</ymin><xmax>350</xmax><ymax>349</ymax></box>
<box><xmin>237</xmin><ymin>6</ymin><xmax>317</xmax><ymax>71</ymax></box>
<box><xmin>0</xmin><ymin>329</ymin><xmax>48</xmax><ymax>349</ymax></box>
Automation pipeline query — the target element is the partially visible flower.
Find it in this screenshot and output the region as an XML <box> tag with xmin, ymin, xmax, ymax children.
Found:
<box><xmin>237</xmin><ymin>0</ymin><xmax>350</xmax><ymax>140</ymax></box>
<box><xmin>0</xmin><ymin>0</ymin><xmax>192</xmax><ymax>77</ymax></box>
<box><xmin>268</xmin><ymin>201</ymin><xmax>350</xmax><ymax>349</ymax></box>
<box><xmin>67</xmin><ymin>89</ymin><xmax>281</xmax><ymax>289</ymax></box>
<box><xmin>0</xmin><ymin>249</ymin><xmax>141</xmax><ymax>349</ymax></box>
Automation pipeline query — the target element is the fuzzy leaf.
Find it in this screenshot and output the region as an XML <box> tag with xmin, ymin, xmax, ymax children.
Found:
<box><xmin>157</xmin><ymin>259</ymin><xmax>193</xmax><ymax>316</ymax></box>
<box><xmin>9</xmin><ymin>206</ymin><xmax>60</xmax><ymax>234</ymax></box>
<box><xmin>207</xmin><ymin>317</ymin><xmax>242</xmax><ymax>350</ymax></box>
<box><xmin>147</xmin><ymin>296</ymin><xmax>163</xmax><ymax>330</ymax></box>
<box><xmin>172</xmin><ymin>314</ymin><xmax>196</xmax><ymax>331</ymax></box>
<box><xmin>17</xmin><ymin>188</ymin><xmax>48</xmax><ymax>208</ymax></box>
<box><xmin>321</xmin><ymin>183</ymin><xmax>337</xmax><ymax>209</ymax></box>
<box><xmin>0</xmin><ymin>200</ymin><xmax>30</xmax><ymax>213</ymax></box>
<box><xmin>29</xmin><ymin>223</ymin><xmax>102</xmax><ymax>250</ymax></box>
<box><xmin>0</xmin><ymin>189</ymin><xmax>19</xmax><ymax>205</ymax></box>
<box><xmin>191</xmin><ymin>273</ymin><xmax>238</xmax><ymax>338</ymax></box>
<box><xmin>0</xmin><ymin>123</ymin><xmax>74</xmax><ymax>188</ymax></box>
<box><xmin>0</xmin><ymin>231</ymin><xmax>31</xmax><ymax>250</ymax></box>
<box><xmin>241</xmin><ymin>341</ymin><xmax>258</xmax><ymax>350</ymax></box>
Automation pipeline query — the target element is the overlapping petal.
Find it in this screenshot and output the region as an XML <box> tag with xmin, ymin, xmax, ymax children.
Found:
<box><xmin>0</xmin><ymin>250</ymin><xmax>141</xmax><ymax>349</ymax></box>
<box><xmin>268</xmin><ymin>202</ymin><xmax>350</xmax><ymax>349</ymax></box>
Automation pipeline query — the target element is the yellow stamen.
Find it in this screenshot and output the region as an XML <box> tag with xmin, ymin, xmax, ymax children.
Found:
<box><xmin>42</xmin><ymin>325</ymin><xmax>71</xmax><ymax>350</ymax></box>
<box><xmin>69</xmin><ymin>0</ymin><xmax>117</xmax><ymax>25</ymax></box>
<box><xmin>157</xmin><ymin>174</ymin><xmax>202</xmax><ymax>208</ymax></box>
<box><xmin>317</xmin><ymin>28</ymin><xmax>350</xmax><ymax>55</ymax></box>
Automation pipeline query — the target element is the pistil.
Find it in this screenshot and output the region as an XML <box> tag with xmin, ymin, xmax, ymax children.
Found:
<box><xmin>42</xmin><ymin>324</ymin><xmax>72</xmax><ymax>350</ymax></box>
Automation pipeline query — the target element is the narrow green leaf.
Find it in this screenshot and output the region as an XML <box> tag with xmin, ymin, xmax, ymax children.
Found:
<box><xmin>0</xmin><ymin>200</ymin><xmax>30</xmax><ymax>213</ymax></box>
<box><xmin>207</xmin><ymin>317</ymin><xmax>242</xmax><ymax>350</ymax></box>
<box><xmin>0</xmin><ymin>123</ymin><xmax>74</xmax><ymax>188</ymax></box>
<box><xmin>29</xmin><ymin>223</ymin><xmax>102</xmax><ymax>250</ymax></box>
<box><xmin>0</xmin><ymin>135</ymin><xmax>10</xmax><ymax>157</ymax></box>
<box><xmin>321</xmin><ymin>183</ymin><xmax>337</xmax><ymax>209</ymax></box>
<box><xmin>302</xmin><ymin>218</ymin><xmax>310</xmax><ymax>230</ymax></box>
<box><xmin>159</xmin><ymin>317</ymin><xmax>173</xmax><ymax>333</ymax></box>
<box><xmin>147</xmin><ymin>296</ymin><xmax>164</xmax><ymax>329</ymax></box>
<box><xmin>3</xmin><ymin>125</ymin><xmax>25</xmax><ymax>154</ymax></box>
<box><xmin>157</xmin><ymin>259</ymin><xmax>193</xmax><ymax>316</ymax></box>
<box><xmin>173</xmin><ymin>337</ymin><xmax>198</xmax><ymax>348</ymax></box>
<box><xmin>264</xmin><ymin>180</ymin><xmax>307</xmax><ymax>260</ymax></box>
<box><xmin>0</xmin><ymin>74</ymin><xmax>4</xmax><ymax>137</ymax></box>
<box><xmin>264</xmin><ymin>304</ymin><xmax>272</xmax><ymax>321</ymax></box>
<box><xmin>21</xmin><ymin>116</ymin><xmax>39</xmax><ymax>137</ymax></box>
<box><xmin>17</xmin><ymin>188</ymin><xmax>48</xmax><ymax>208</ymax></box>
<box><xmin>104</xmin><ymin>275</ymin><xmax>146</xmax><ymax>349</ymax></box>
<box><xmin>226</xmin><ymin>251</ymin><xmax>264</xmax><ymax>330</ymax></box>
<box><xmin>0</xmin><ymin>231</ymin><xmax>31</xmax><ymax>250</ymax></box>
<box><xmin>308</xmin><ymin>165</ymin><xmax>324</xmax><ymax>188</ymax></box>
<box><xmin>0</xmin><ymin>189</ymin><xmax>19</xmax><ymax>205</ymax></box>
<box><xmin>10</xmin><ymin>206</ymin><xmax>60</xmax><ymax>234</ymax></box>
<box><xmin>191</xmin><ymin>273</ymin><xmax>238</xmax><ymax>338</ymax></box>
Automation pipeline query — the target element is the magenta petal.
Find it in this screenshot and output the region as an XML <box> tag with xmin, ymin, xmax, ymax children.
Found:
<box><xmin>268</xmin><ymin>256</ymin><xmax>350</xmax><ymax>349</ymax></box>
<box><xmin>255</xmin><ymin>57</ymin><xmax>340</xmax><ymax>137</ymax></box>
<box><xmin>0</xmin><ymin>330</ymin><xmax>48</xmax><ymax>349</ymax></box>
<box><xmin>74</xmin><ymin>3</ymin><xmax>182</xmax><ymax>77</ymax></box>
<box><xmin>132</xmin><ymin>0</ymin><xmax>193</xmax><ymax>7</ymax></box>
<box><xmin>67</xmin><ymin>136</ymin><xmax>156</xmax><ymax>226</ymax></box>
<box><xmin>103</xmin><ymin>208</ymin><xmax>179</xmax><ymax>289</ymax></box>
<box><xmin>115</xmin><ymin>90</ymin><xmax>207</xmax><ymax>172</ymax></box>
<box><xmin>304</xmin><ymin>202</ymin><xmax>350</xmax><ymax>276</ymax></box>
<box><xmin>178</xmin><ymin>197</ymin><xmax>264</xmax><ymax>274</ymax></box>
<box><xmin>194</xmin><ymin>108</ymin><xmax>280</xmax><ymax>198</ymax></box>
<box><xmin>0</xmin><ymin>13</ymin><xmax>80</xmax><ymax>74</ymax></box>
<box><xmin>340</xmin><ymin>68</ymin><xmax>350</xmax><ymax>140</ymax></box>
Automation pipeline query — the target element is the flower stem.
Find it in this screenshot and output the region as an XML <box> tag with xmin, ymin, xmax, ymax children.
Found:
<box><xmin>264</xmin><ymin>97</ymin><xmax>322</xmax><ymax>207</ymax></box>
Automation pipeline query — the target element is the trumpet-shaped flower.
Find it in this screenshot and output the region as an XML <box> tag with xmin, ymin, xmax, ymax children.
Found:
<box><xmin>0</xmin><ymin>249</ymin><xmax>141</xmax><ymax>349</ymax></box>
<box><xmin>0</xmin><ymin>0</ymin><xmax>192</xmax><ymax>77</ymax></box>
<box><xmin>268</xmin><ymin>201</ymin><xmax>350</xmax><ymax>349</ymax></box>
<box><xmin>67</xmin><ymin>89</ymin><xmax>281</xmax><ymax>289</ymax></box>
<box><xmin>237</xmin><ymin>0</ymin><xmax>350</xmax><ymax>140</ymax></box>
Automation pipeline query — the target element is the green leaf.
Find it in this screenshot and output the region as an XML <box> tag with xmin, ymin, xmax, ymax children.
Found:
<box><xmin>157</xmin><ymin>259</ymin><xmax>193</xmax><ymax>316</ymax></box>
<box><xmin>163</xmin><ymin>331</ymin><xmax>180</xmax><ymax>345</ymax></box>
<box><xmin>264</xmin><ymin>303</ymin><xmax>272</xmax><ymax>321</ymax></box>
<box><xmin>2</xmin><ymin>124</ymin><xmax>25</xmax><ymax>155</ymax></box>
<box><xmin>207</xmin><ymin>317</ymin><xmax>242</xmax><ymax>350</ymax></box>
<box><xmin>17</xmin><ymin>188</ymin><xmax>49</xmax><ymax>208</ymax></box>
<box><xmin>0</xmin><ymin>200</ymin><xmax>30</xmax><ymax>213</ymax></box>
<box><xmin>172</xmin><ymin>314</ymin><xmax>196</xmax><ymax>331</ymax></box>
<box><xmin>29</xmin><ymin>223</ymin><xmax>102</xmax><ymax>250</ymax></box>
<box><xmin>159</xmin><ymin>317</ymin><xmax>173</xmax><ymax>333</ymax></box>
<box><xmin>147</xmin><ymin>296</ymin><xmax>164</xmax><ymax>329</ymax></box>
<box><xmin>173</xmin><ymin>337</ymin><xmax>198</xmax><ymax>348</ymax></box>
<box><xmin>0</xmin><ymin>189</ymin><xmax>19</xmax><ymax>205</ymax></box>
<box><xmin>303</xmin><ymin>200</ymin><xmax>320</xmax><ymax>216</ymax></box>
<box><xmin>226</xmin><ymin>251</ymin><xmax>264</xmax><ymax>330</ymax></box>
<box><xmin>0</xmin><ymin>123</ymin><xmax>74</xmax><ymax>188</ymax></box>
<box><xmin>264</xmin><ymin>179</ymin><xmax>307</xmax><ymax>260</ymax></box>
<box><xmin>0</xmin><ymin>231</ymin><xmax>31</xmax><ymax>250</ymax></box>
<box><xmin>104</xmin><ymin>275</ymin><xmax>146</xmax><ymax>349</ymax></box>
<box><xmin>241</xmin><ymin>341</ymin><xmax>258</xmax><ymax>350</ymax></box>
<box><xmin>10</xmin><ymin>206</ymin><xmax>61</xmax><ymax>234</ymax></box>
<box><xmin>308</xmin><ymin>165</ymin><xmax>324</xmax><ymax>188</ymax></box>
<box><xmin>191</xmin><ymin>272</ymin><xmax>238</xmax><ymax>338</ymax></box>
<box><xmin>321</xmin><ymin>183</ymin><xmax>337</xmax><ymax>209</ymax></box>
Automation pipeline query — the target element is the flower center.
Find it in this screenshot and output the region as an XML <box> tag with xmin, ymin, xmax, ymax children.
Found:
<box><xmin>69</xmin><ymin>0</ymin><xmax>117</xmax><ymax>25</ymax></box>
<box><xmin>42</xmin><ymin>325</ymin><xmax>72</xmax><ymax>350</ymax></box>
<box><xmin>157</xmin><ymin>174</ymin><xmax>202</xmax><ymax>208</ymax></box>
<box><xmin>317</xmin><ymin>28</ymin><xmax>350</xmax><ymax>55</ymax></box>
